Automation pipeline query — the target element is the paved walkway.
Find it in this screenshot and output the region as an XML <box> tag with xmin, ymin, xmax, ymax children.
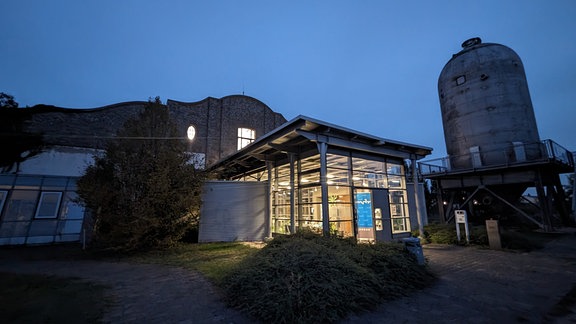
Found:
<box><xmin>1</xmin><ymin>233</ymin><xmax>575</xmax><ymax>323</ymax></box>
<box><xmin>344</xmin><ymin>233</ymin><xmax>576</xmax><ymax>323</ymax></box>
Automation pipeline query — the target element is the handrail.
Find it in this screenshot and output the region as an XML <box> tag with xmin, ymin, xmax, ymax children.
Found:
<box><xmin>419</xmin><ymin>139</ymin><xmax>574</xmax><ymax>176</ymax></box>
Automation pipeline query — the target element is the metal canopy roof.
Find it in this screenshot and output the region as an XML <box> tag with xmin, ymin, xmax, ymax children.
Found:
<box><xmin>209</xmin><ymin>115</ymin><xmax>433</xmax><ymax>178</ymax></box>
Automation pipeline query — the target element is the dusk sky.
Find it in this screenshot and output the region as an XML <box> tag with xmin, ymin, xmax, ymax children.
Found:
<box><xmin>2</xmin><ymin>1</ymin><xmax>575</xmax><ymax>162</ymax></box>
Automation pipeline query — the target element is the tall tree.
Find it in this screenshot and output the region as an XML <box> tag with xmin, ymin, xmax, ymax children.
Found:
<box><xmin>0</xmin><ymin>93</ymin><xmax>43</xmax><ymax>171</ymax></box>
<box><xmin>0</xmin><ymin>92</ymin><xmax>19</xmax><ymax>108</ymax></box>
<box><xmin>77</xmin><ymin>97</ymin><xmax>205</xmax><ymax>252</ymax></box>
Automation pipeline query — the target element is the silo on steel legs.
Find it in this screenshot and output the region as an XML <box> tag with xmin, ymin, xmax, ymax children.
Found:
<box><xmin>421</xmin><ymin>38</ymin><xmax>574</xmax><ymax>230</ymax></box>
<box><xmin>439</xmin><ymin>37</ymin><xmax>542</xmax><ymax>170</ymax></box>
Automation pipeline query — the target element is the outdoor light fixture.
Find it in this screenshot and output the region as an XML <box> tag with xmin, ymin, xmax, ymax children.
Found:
<box><xmin>187</xmin><ymin>125</ymin><xmax>196</xmax><ymax>141</ymax></box>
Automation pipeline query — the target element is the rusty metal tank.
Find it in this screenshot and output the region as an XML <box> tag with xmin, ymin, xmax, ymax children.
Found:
<box><xmin>438</xmin><ymin>37</ymin><xmax>541</xmax><ymax>170</ymax></box>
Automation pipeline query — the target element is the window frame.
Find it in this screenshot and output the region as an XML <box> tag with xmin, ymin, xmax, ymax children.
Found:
<box><xmin>0</xmin><ymin>190</ymin><xmax>7</xmax><ymax>216</ymax></box>
<box><xmin>34</xmin><ymin>191</ymin><xmax>63</xmax><ymax>219</ymax></box>
<box><xmin>237</xmin><ymin>127</ymin><xmax>256</xmax><ymax>150</ymax></box>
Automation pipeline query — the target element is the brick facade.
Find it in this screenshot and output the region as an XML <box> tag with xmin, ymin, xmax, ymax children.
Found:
<box><xmin>11</xmin><ymin>95</ymin><xmax>286</xmax><ymax>167</ymax></box>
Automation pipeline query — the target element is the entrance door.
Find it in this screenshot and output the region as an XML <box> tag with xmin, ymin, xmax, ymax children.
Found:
<box><xmin>372</xmin><ymin>189</ymin><xmax>392</xmax><ymax>242</ymax></box>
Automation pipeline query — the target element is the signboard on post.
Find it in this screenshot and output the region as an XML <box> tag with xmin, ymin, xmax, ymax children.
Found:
<box><xmin>454</xmin><ymin>210</ymin><xmax>470</xmax><ymax>244</ymax></box>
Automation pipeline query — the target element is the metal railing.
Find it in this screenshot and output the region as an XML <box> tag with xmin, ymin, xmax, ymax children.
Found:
<box><xmin>419</xmin><ymin>139</ymin><xmax>574</xmax><ymax>176</ymax></box>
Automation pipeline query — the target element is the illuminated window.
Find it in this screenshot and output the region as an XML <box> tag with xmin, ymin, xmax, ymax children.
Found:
<box><xmin>237</xmin><ymin>128</ymin><xmax>255</xmax><ymax>150</ymax></box>
<box><xmin>35</xmin><ymin>192</ymin><xmax>62</xmax><ymax>219</ymax></box>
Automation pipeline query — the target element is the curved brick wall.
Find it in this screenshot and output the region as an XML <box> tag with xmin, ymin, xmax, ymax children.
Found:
<box><xmin>4</xmin><ymin>95</ymin><xmax>286</xmax><ymax>167</ymax></box>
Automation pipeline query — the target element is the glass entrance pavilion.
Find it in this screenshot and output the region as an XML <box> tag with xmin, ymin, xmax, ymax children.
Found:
<box><xmin>208</xmin><ymin>115</ymin><xmax>432</xmax><ymax>241</ymax></box>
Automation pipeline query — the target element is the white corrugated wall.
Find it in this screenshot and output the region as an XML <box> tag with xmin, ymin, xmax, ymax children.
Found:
<box><xmin>199</xmin><ymin>181</ymin><xmax>268</xmax><ymax>243</ymax></box>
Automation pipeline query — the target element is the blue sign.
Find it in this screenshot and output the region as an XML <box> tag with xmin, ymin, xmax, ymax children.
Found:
<box><xmin>355</xmin><ymin>192</ymin><xmax>373</xmax><ymax>228</ymax></box>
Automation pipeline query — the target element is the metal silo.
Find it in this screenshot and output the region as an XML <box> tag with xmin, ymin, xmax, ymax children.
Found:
<box><xmin>438</xmin><ymin>37</ymin><xmax>542</xmax><ymax>170</ymax></box>
<box><xmin>420</xmin><ymin>38</ymin><xmax>574</xmax><ymax>231</ymax></box>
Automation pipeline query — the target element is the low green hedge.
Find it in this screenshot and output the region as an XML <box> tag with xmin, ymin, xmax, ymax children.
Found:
<box><xmin>222</xmin><ymin>230</ymin><xmax>435</xmax><ymax>323</ymax></box>
<box><xmin>415</xmin><ymin>223</ymin><xmax>549</xmax><ymax>251</ymax></box>
<box><xmin>414</xmin><ymin>223</ymin><xmax>488</xmax><ymax>245</ymax></box>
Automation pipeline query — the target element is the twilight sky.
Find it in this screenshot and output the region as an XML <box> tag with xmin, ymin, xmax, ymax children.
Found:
<box><xmin>1</xmin><ymin>1</ymin><xmax>575</xmax><ymax>162</ymax></box>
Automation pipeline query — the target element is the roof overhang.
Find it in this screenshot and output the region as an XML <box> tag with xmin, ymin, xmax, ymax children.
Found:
<box><xmin>209</xmin><ymin>115</ymin><xmax>433</xmax><ymax>178</ymax></box>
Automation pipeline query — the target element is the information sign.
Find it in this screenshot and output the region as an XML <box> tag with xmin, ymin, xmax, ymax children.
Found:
<box><xmin>355</xmin><ymin>192</ymin><xmax>373</xmax><ymax>228</ymax></box>
<box><xmin>454</xmin><ymin>210</ymin><xmax>470</xmax><ymax>243</ymax></box>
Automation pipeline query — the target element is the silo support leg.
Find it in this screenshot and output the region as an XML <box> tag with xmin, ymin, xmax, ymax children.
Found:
<box><xmin>552</xmin><ymin>175</ymin><xmax>572</xmax><ymax>226</ymax></box>
<box><xmin>535</xmin><ymin>173</ymin><xmax>554</xmax><ymax>232</ymax></box>
<box><xmin>482</xmin><ymin>186</ymin><xmax>544</xmax><ymax>229</ymax></box>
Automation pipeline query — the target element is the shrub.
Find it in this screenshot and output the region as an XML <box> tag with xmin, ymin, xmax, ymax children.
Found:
<box><xmin>222</xmin><ymin>230</ymin><xmax>434</xmax><ymax>323</ymax></box>
<box><xmin>418</xmin><ymin>223</ymin><xmax>488</xmax><ymax>246</ymax></box>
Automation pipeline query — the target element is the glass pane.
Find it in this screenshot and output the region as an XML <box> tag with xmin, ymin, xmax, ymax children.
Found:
<box><xmin>297</xmin><ymin>203</ymin><xmax>321</xmax><ymax>222</ymax></box>
<box><xmin>0</xmin><ymin>221</ymin><xmax>31</xmax><ymax>237</ymax></box>
<box><xmin>0</xmin><ymin>175</ymin><xmax>15</xmax><ymax>189</ymax></box>
<box><xmin>352</xmin><ymin>158</ymin><xmax>384</xmax><ymax>173</ymax></box>
<box><xmin>35</xmin><ymin>192</ymin><xmax>63</xmax><ymax>219</ymax></box>
<box><xmin>60</xmin><ymin>220</ymin><xmax>83</xmax><ymax>234</ymax></box>
<box><xmin>329</xmin><ymin>220</ymin><xmax>354</xmax><ymax>237</ymax></box>
<box><xmin>327</xmin><ymin>168</ymin><xmax>349</xmax><ymax>185</ymax></box>
<box><xmin>392</xmin><ymin>218</ymin><xmax>406</xmax><ymax>232</ymax></box>
<box><xmin>66</xmin><ymin>178</ymin><xmax>78</xmax><ymax>190</ymax></box>
<box><xmin>327</xmin><ymin>154</ymin><xmax>349</xmax><ymax>169</ymax></box>
<box><xmin>298</xmin><ymin>220</ymin><xmax>323</xmax><ymax>234</ymax></box>
<box><xmin>299</xmin><ymin>155</ymin><xmax>320</xmax><ymax>173</ymax></box>
<box><xmin>388</xmin><ymin>175</ymin><xmax>405</xmax><ymax>188</ymax></box>
<box><xmin>327</xmin><ymin>186</ymin><xmax>350</xmax><ymax>200</ymax></box>
<box><xmin>300</xmin><ymin>171</ymin><xmax>320</xmax><ymax>185</ymax></box>
<box><xmin>42</xmin><ymin>177</ymin><xmax>68</xmax><ymax>190</ymax></box>
<box><xmin>4</xmin><ymin>190</ymin><xmax>38</xmax><ymax>221</ymax></box>
<box><xmin>275</xmin><ymin>164</ymin><xmax>291</xmax><ymax>178</ymax></box>
<box><xmin>61</xmin><ymin>192</ymin><xmax>85</xmax><ymax>220</ymax></box>
<box><xmin>387</xmin><ymin>162</ymin><xmax>404</xmax><ymax>175</ymax></box>
<box><xmin>28</xmin><ymin>220</ymin><xmax>58</xmax><ymax>236</ymax></box>
<box><xmin>14</xmin><ymin>176</ymin><xmax>42</xmax><ymax>189</ymax></box>
<box><xmin>352</xmin><ymin>171</ymin><xmax>388</xmax><ymax>188</ymax></box>
<box><xmin>272</xmin><ymin>217</ymin><xmax>291</xmax><ymax>234</ymax></box>
<box><xmin>0</xmin><ymin>191</ymin><xmax>7</xmax><ymax>214</ymax></box>
<box><xmin>328</xmin><ymin>203</ymin><xmax>352</xmax><ymax>221</ymax></box>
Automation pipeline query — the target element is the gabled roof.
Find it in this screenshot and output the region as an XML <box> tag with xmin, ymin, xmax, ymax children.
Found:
<box><xmin>210</xmin><ymin>115</ymin><xmax>432</xmax><ymax>177</ymax></box>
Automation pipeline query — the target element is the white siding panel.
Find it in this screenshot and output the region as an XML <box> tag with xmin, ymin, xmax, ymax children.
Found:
<box><xmin>407</xmin><ymin>183</ymin><xmax>428</xmax><ymax>228</ymax></box>
<box><xmin>199</xmin><ymin>181</ymin><xmax>268</xmax><ymax>243</ymax></box>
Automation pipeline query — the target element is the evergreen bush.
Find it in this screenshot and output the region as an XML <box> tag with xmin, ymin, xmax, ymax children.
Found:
<box><xmin>222</xmin><ymin>230</ymin><xmax>435</xmax><ymax>323</ymax></box>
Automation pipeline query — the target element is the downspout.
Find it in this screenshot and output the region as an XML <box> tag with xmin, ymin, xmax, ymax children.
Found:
<box><xmin>266</xmin><ymin>161</ymin><xmax>273</xmax><ymax>239</ymax></box>
<box><xmin>412</xmin><ymin>157</ymin><xmax>425</xmax><ymax>237</ymax></box>
<box><xmin>318</xmin><ymin>142</ymin><xmax>330</xmax><ymax>236</ymax></box>
<box><xmin>289</xmin><ymin>153</ymin><xmax>296</xmax><ymax>234</ymax></box>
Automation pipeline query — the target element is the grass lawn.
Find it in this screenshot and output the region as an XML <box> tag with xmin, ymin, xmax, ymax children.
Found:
<box><xmin>0</xmin><ymin>242</ymin><xmax>256</xmax><ymax>323</ymax></box>
<box><xmin>126</xmin><ymin>242</ymin><xmax>259</xmax><ymax>283</ymax></box>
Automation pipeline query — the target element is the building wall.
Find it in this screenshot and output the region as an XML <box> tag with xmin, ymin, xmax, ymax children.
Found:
<box><xmin>168</xmin><ymin>95</ymin><xmax>286</xmax><ymax>166</ymax></box>
<box><xmin>15</xmin><ymin>95</ymin><xmax>286</xmax><ymax>168</ymax></box>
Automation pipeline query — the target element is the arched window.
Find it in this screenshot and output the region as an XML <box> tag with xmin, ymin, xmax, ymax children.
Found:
<box><xmin>237</xmin><ymin>127</ymin><xmax>255</xmax><ymax>150</ymax></box>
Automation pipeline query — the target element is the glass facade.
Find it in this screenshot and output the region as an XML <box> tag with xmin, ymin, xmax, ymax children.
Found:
<box><xmin>0</xmin><ymin>175</ymin><xmax>86</xmax><ymax>245</ymax></box>
<box><xmin>267</xmin><ymin>151</ymin><xmax>411</xmax><ymax>239</ymax></box>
